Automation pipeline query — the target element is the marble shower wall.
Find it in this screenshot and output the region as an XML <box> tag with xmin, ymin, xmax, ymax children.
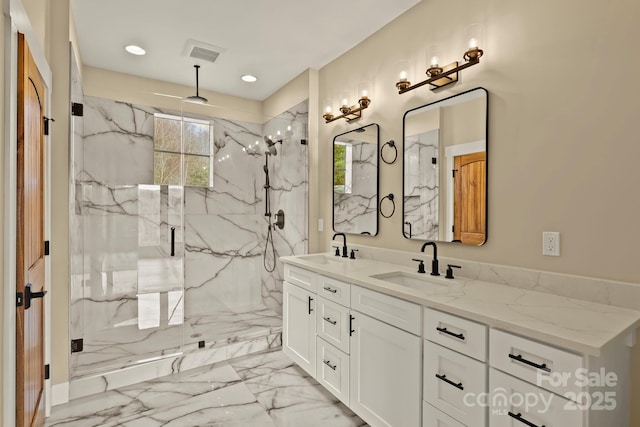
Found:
<box><xmin>71</xmin><ymin>95</ymin><xmax>307</xmax><ymax>376</ymax></box>
<box><xmin>333</xmin><ymin>141</ymin><xmax>378</xmax><ymax>235</ymax></box>
<box><xmin>403</xmin><ymin>129</ymin><xmax>439</xmax><ymax>240</ymax></box>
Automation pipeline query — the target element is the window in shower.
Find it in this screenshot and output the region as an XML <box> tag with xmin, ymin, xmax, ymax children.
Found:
<box><xmin>333</xmin><ymin>141</ymin><xmax>353</xmax><ymax>194</ymax></box>
<box><xmin>153</xmin><ymin>113</ymin><xmax>214</xmax><ymax>187</ymax></box>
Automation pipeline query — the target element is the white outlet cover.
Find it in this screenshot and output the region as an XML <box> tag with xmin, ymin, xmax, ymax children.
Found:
<box><xmin>542</xmin><ymin>231</ymin><xmax>560</xmax><ymax>256</ymax></box>
<box><xmin>318</xmin><ymin>218</ymin><xmax>324</xmax><ymax>232</ymax></box>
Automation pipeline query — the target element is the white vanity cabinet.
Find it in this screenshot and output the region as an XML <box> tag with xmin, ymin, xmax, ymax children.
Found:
<box><xmin>282</xmin><ymin>265</ymin><xmax>318</xmax><ymax>377</ymax></box>
<box><xmin>350</xmin><ymin>285</ymin><xmax>422</xmax><ymax>427</ymax></box>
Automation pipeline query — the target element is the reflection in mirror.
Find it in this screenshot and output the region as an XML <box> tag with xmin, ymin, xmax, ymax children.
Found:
<box><xmin>403</xmin><ymin>87</ymin><xmax>487</xmax><ymax>245</ymax></box>
<box><xmin>333</xmin><ymin>123</ymin><xmax>379</xmax><ymax>235</ymax></box>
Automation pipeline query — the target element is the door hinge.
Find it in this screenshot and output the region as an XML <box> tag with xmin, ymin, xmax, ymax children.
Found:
<box><xmin>44</xmin><ymin>364</ymin><xmax>50</xmax><ymax>380</ymax></box>
<box><xmin>432</xmin><ymin>157</ymin><xmax>437</xmax><ymax>165</ymax></box>
<box><xmin>43</xmin><ymin>117</ymin><xmax>55</xmax><ymax>135</ymax></box>
<box><xmin>452</xmin><ymin>226</ymin><xmax>455</xmax><ymax>232</ymax></box>
<box><xmin>71</xmin><ymin>102</ymin><xmax>84</xmax><ymax>117</ymax></box>
<box><xmin>16</xmin><ymin>292</ymin><xmax>24</xmax><ymax>307</ymax></box>
<box><xmin>71</xmin><ymin>338</ymin><xmax>84</xmax><ymax>353</ymax></box>
<box><xmin>44</xmin><ymin>240</ymin><xmax>50</xmax><ymax>256</ymax></box>
<box><xmin>452</xmin><ymin>169</ymin><xmax>457</xmax><ymax>177</ymax></box>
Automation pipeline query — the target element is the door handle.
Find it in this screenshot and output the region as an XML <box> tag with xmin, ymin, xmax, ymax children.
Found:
<box><xmin>170</xmin><ymin>227</ymin><xmax>176</xmax><ymax>257</ymax></box>
<box><xmin>24</xmin><ymin>283</ymin><xmax>47</xmax><ymax>310</ymax></box>
<box><xmin>308</xmin><ymin>296</ymin><xmax>314</xmax><ymax>314</ymax></box>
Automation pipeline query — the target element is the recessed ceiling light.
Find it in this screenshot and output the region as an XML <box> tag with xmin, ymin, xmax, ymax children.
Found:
<box><xmin>125</xmin><ymin>45</ymin><xmax>146</xmax><ymax>56</ymax></box>
<box><xmin>241</xmin><ymin>74</ymin><xmax>258</xmax><ymax>83</ymax></box>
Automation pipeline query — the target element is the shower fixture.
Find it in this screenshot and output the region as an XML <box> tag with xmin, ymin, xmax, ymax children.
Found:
<box><xmin>263</xmin><ymin>135</ymin><xmax>282</xmax><ymax>156</ymax></box>
<box><xmin>262</xmin><ymin>145</ymin><xmax>285</xmax><ymax>272</ymax></box>
<box><xmin>186</xmin><ymin>65</ymin><xmax>208</xmax><ymax>104</ymax></box>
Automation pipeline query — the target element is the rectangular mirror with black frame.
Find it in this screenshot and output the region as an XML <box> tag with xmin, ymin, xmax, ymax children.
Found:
<box><xmin>333</xmin><ymin>123</ymin><xmax>379</xmax><ymax>236</ymax></box>
<box><xmin>403</xmin><ymin>87</ymin><xmax>487</xmax><ymax>245</ymax></box>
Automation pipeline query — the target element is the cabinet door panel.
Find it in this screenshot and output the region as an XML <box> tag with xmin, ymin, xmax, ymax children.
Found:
<box><xmin>350</xmin><ymin>311</ymin><xmax>422</xmax><ymax>427</ymax></box>
<box><xmin>283</xmin><ymin>281</ymin><xmax>316</xmax><ymax>377</ymax></box>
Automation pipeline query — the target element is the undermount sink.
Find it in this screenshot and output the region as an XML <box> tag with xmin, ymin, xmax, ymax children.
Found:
<box><xmin>301</xmin><ymin>254</ymin><xmax>347</xmax><ymax>265</ymax></box>
<box><xmin>369</xmin><ymin>272</ymin><xmax>448</xmax><ymax>291</ymax></box>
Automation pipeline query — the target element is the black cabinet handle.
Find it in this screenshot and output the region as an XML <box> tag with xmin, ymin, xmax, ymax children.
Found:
<box><xmin>349</xmin><ymin>314</ymin><xmax>355</xmax><ymax>336</ymax></box>
<box><xmin>323</xmin><ymin>316</ymin><xmax>337</xmax><ymax>325</ymax></box>
<box><xmin>436</xmin><ymin>326</ymin><xmax>465</xmax><ymax>341</ymax></box>
<box><xmin>508</xmin><ymin>354</ymin><xmax>551</xmax><ymax>372</ymax></box>
<box><xmin>323</xmin><ymin>360</ymin><xmax>337</xmax><ymax>371</ymax></box>
<box><xmin>308</xmin><ymin>296</ymin><xmax>314</xmax><ymax>314</ymax></box>
<box><xmin>323</xmin><ymin>286</ymin><xmax>338</xmax><ymax>294</ymax></box>
<box><xmin>435</xmin><ymin>373</ymin><xmax>464</xmax><ymax>390</ymax></box>
<box><xmin>508</xmin><ymin>411</ymin><xmax>545</xmax><ymax>427</ymax></box>
<box><xmin>170</xmin><ymin>227</ymin><xmax>176</xmax><ymax>257</ymax></box>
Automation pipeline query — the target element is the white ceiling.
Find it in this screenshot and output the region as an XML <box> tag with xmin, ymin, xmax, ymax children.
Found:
<box><xmin>71</xmin><ymin>0</ymin><xmax>421</xmax><ymax>101</ymax></box>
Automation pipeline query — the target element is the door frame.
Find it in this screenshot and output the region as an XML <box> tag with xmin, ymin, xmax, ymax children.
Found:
<box><xmin>3</xmin><ymin>3</ymin><xmax>53</xmax><ymax>426</ymax></box>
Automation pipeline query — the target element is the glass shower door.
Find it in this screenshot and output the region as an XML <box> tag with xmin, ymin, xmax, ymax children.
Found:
<box><xmin>70</xmin><ymin>184</ymin><xmax>184</xmax><ymax>378</ymax></box>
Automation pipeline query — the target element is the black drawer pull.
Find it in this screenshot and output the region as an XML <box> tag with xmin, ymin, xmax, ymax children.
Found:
<box><xmin>508</xmin><ymin>411</ymin><xmax>545</xmax><ymax>427</ymax></box>
<box><xmin>436</xmin><ymin>326</ymin><xmax>465</xmax><ymax>341</ymax></box>
<box><xmin>349</xmin><ymin>315</ymin><xmax>355</xmax><ymax>336</ymax></box>
<box><xmin>435</xmin><ymin>373</ymin><xmax>464</xmax><ymax>390</ymax></box>
<box><xmin>508</xmin><ymin>354</ymin><xmax>551</xmax><ymax>372</ymax></box>
<box><xmin>308</xmin><ymin>296</ymin><xmax>314</xmax><ymax>315</ymax></box>
<box><xmin>323</xmin><ymin>360</ymin><xmax>337</xmax><ymax>370</ymax></box>
<box><xmin>323</xmin><ymin>316</ymin><xmax>337</xmax><ymax>325</ymax></box>
<box><xmin>323</xmin><ymin>286</ymin><xmax>338</xmax><ymax>294</ymax></box>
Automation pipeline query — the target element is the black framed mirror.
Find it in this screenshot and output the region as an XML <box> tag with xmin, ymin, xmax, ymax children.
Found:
<box><xmin>333</xmin><ymin>123</ymin><xmax>379</xmax><ymax>235</ymax></box>
<box><xmin>402</xmin><ymin>87</ymin><xmax>488</xmax><ymax>245</ymax></box>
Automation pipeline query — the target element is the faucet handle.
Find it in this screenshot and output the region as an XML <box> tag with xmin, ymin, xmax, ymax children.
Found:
<box><xmin>411</xmin><ymin>258</ymin><xmax>426</xmax><ymax>274</ymax></box>
<box><xmin>445</xmin><ymin>264</ymin><xmax>462</xmax><ymax>279</ymax></box>
<box><xmin>332</xmin><ymin>246</ymin><xmax>340</xmax><ymax>257</ymax></box>
<box><xmin>350</xmin><ymin>249</ymin><xmax>359</xmax><ymax>259</ymax></box>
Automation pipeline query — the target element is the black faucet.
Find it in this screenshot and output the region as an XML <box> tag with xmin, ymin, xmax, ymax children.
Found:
<box><xmin>332</xmin><ymin>232</ymin><xmax>348</xmax><ymax>258</ymax></box>
<box><xmin>420</xmin><ymin>241</ymin><xmax>440</xmax><ymax>276</ymax></box>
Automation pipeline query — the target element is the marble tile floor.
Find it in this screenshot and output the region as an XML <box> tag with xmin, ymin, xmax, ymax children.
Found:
<box><xmin>47</xmin><ymin>348</ymin><xmax>368</xmax><ymax>427</ymax></box>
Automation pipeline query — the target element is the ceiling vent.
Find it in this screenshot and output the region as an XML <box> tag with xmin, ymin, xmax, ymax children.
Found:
<box><xmin>184</xmin><ymin>39</ymin><xmax>226</xmax><ymax>64</ymax></box>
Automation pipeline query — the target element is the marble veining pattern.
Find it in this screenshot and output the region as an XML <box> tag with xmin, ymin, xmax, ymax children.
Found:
<box><xmin>47</xmin><ymin>350</ymin><xmax>366</xmax><ymax>427</ymax></box>
<box><xmin>71</xmin><ymin>96</ymin><xmax>308</xmax><ymax>378</ymax></box>
<box><xmin>334</xmin><ymin>140</ymin><xmax>378</xmax><ymax>235</ymax></box>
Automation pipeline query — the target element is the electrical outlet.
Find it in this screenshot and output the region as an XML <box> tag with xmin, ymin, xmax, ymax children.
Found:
<box><xmin>318</xmin><ymin>218</ymin><xmax>324</xmax><ymax>232</ymax></box>
<box><xmin>542</xmin><ymin>231</ymin><xmax>560</xmax><ymax>256</ymax></box>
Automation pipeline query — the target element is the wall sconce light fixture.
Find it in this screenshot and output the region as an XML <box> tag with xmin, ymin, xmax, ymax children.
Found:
<box><xmin>396</xmin><ymin>24</ymin><xmax>484</xmax><ymax>94</ymax></box>
<box><xmin>323</xmin><ymin>81</ymin><xmax>372</xmax><ymax>123</ymax></box>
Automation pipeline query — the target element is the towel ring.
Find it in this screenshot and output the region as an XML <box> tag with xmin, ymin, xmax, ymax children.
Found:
<box><xmin>380</xmin><ymin>193</ymin><xmax>396</xmax><ymax>218</ymax></box>
<box><xmin>380</xmin><ymin>140</ymin><xmax>398</xmax><ymax>164</ymax></box>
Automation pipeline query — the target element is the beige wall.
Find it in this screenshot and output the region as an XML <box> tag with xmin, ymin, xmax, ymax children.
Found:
<box><xmin>0</xmin><ymin>5</ymin><xmax>6</xmax><ymax>421</ymax></box>
<box><xmin>314</xmin><ymin>0</ymin><xmax>640</xmax><ymax>423</ymax></box>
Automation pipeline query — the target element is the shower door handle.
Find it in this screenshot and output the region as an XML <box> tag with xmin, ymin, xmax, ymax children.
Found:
<box><xmin>170</xmin><ymin>227</ymin><xmax>175</xmax><ymax>257</ymax></box>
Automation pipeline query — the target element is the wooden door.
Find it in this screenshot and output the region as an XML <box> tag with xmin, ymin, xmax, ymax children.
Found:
<box><xmin>16</xmin><ymin>32</ymin><xmax>46</xmax><ymax>427</ymax></box>
<box><xmin>453</xmin><ymin>152</ymin><xmax>486</xmax><ymax>245</ymax></box>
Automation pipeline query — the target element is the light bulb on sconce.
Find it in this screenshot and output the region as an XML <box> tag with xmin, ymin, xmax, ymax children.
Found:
<box><xmin>322</xmin><ymin>82</ymin><xmax>373</xmax><ymax>124</ymax></box>
<box><xmin>395</xmin><ymin>24</ymin><xmax>485</xmax><ymax>94</ymax></box>
<box><xmin>426</xmin><ymin>45</ymin><xmax>443</xmax><ymax>77</ymax></box>
<box><xmin>396</xmin><ymin>60</ymin><xmax>412</xmax><ymax>91</ymax></box>
<box><xmin>464</xmin><ymin>23</ymin><xmax>484</xmax><ymax>62</ymax></box>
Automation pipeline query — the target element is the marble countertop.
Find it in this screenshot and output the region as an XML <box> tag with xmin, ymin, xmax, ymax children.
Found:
<box><xmin>280</xmin><ymin>253</ymin><xmax>640</xmax><ymax>356</ymax></box>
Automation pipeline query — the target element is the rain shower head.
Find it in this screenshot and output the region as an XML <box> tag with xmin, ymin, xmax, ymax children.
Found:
<box><xmin>263</xmin><ymin>135</ymin><xmax>281</xmax><ymax>156</ymax></box>
<box><xmin>185</xmin><ymin>65</ymin><xmax>208</xmax><ymax>104</ymax></box>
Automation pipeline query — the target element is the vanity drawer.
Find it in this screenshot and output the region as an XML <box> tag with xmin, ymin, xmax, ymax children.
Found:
<box><xmin>424</xmin><ymin>341</ymin><xmax>487</xmax><ymax>427</ymax></box>
<box><xmin>489</xmin><ymin>368</ymin><xmax>584</xmax><ymax>427</ymax></box>
<box><xmin>351</xmin><ymin>285</ymin><xmax>421</xmax><ymax>335</ymax></box>
<box><xmin>316</xmin><ymin>337</ymin><xmax>349</xmax><ymax>406</ymax></box>
<box><xmin>316</xmin><ymin>296</ymin><xmax>350</xmax><ymax>354</ymax></box>
<box><xmin>423</xmin><ymin>402</ymin><xmax>466</xmax><ymax>427</ymax></box>
<box><xmin>284</xmin><ymin>264</ymin><xmax>317</xmax><ymax>293</ymax></box>
<box><xmin>490</xmin><ymin>329</ymin><xmax>584</xmax><ymax>396</ymax></box>
<box><xmin>424</xmin><ymin>307</ymin><xmax>487</xmax><ymax>362</ymax></box>
<box><xmin>317</xmin><ymin>275</ymin><xmax>350</xmax><ymax>306</ymax></box>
